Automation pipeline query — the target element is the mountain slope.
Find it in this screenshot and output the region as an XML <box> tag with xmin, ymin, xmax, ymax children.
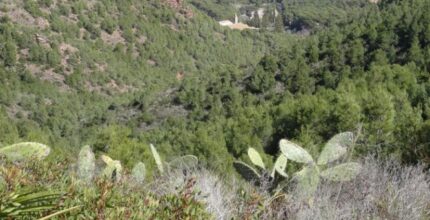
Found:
<box><xmin>0</xmin><ymin>0</ymin><xmax>429</xmax><ymax>171</ymax></box>
<box><xmin>0</xmin><ymin>0</ymin><xmax>285</xmax><ymax>166</ymax></box>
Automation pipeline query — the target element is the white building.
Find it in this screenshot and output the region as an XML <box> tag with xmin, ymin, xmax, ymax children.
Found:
<box><xmin>219</xmin><ymin>14</ymin><xmax>239</xmax><ymax>26</ymax></box>
<box><xmin>219</xmin><ymin>20</ymin><xmax>234</xmax><ymax>26</ymax></box>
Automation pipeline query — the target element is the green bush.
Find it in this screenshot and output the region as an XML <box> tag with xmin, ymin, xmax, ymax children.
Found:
<box><xmin>1</xmin><ymin>41</ymin><xmax>17</xmax><ymax>66</ymax></box>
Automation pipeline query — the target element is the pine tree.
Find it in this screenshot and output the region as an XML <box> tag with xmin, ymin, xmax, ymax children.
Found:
<box><xmin>407</xmin><ymin>36</ymin><xmax>424</xmax><ymax>66</ymax></box>
<box><xmin>2</xmin><ymin>41</ymin><xmax>17</xmax><ymax>67</ymax></box>
<box><xmin>274</xmin><ymin>15</ymin><xmax>284</xmax><ymax>32</ymax></box>
<box><xmin>348</xmin><ymin>39</ymin><xmax>365</xmax><ymax>67</ymax></box>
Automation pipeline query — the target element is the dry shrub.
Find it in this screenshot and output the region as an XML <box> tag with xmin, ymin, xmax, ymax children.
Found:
<box><xmin>267</xmin><ymin>156</ymin><xmax>430</xmax><ymax>219</ymax></box>
<box><xmin>150</xmin><ymin>165</ymin><xmax>238</xmax><ymax>220</ymax></box>
<box><xmin>148</xmin><ymin>156</ymin><xmax>429</xmax><ymax>219</ymax></box>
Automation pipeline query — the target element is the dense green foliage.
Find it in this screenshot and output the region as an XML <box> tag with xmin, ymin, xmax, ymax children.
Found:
<box><xmin>0</xmin><ymin>0</ymin><xmax>429</xmax><ymax>180</ymax></box>
<box><xmin>282</xmin><ymin>0</ymin><xmax>370</xmax><ymax>32</ymax></box>
<box><xmin>0</xmin><ymin>0</ymin><xmax>284</xmax><ymax>171</ymax></box>
<box><xmin>1</xmin><ymin>0</ymin><xmax>430</xmax><ymax>218</ymax></box>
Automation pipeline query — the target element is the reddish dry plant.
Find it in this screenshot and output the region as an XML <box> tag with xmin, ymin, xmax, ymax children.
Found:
<box><xmin>171</xmin><ymin>177</ymin><xmax>198</xmax><ymax>216</ymax></box>
<box><xmin>242</xmin><ymin>191</ymin><xmax>264</xmax><ymax>220</ymax></box>
<box><xmin>95</xmin><ymin>179</ymin><xmax>114</xmax><ymax>220</ymax></box>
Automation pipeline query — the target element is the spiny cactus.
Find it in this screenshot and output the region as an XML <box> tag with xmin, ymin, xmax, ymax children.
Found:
<box><xmin>271</xmin><ymin>154</ymin><xmax>288</xmax><ymax>178</ymax></box>
<box><xmin>150</xmin><ymin>144</ymin><xmax>164</xmax><ymax>173</ymax></box>
<box><xmin>131</xmin><ymin>162</ymin><xmax>146</xmax><ymax>184</ymax></box>
<box><xmin>168</xmin><ymin>155</ymin><xmax>198</xmax><ymax>171</ymax></box>
<box><xmin>233</xmin><ymin>147</ymin><xmax>288</xmax><ymax>188</ymax></box>
<box><xmin>233</xmin><ymin>161</ymin><xmax>261</xmax><ymax>182</ymax></box>
<box><xmin>0</xmin><ymin>142</ymin><xmax>50</xmax><ymax>161</ymax></box>
<box><xmin>247</xmin><ymin>148</ymin><xmax>266</xmax><ymax>169</ymax></box>
<box><xmin>293</xmin><ymin>165</ymin><xmax>320</xmax><ymax>199</ymax></box>
<box><xmin>280</xmin><ymin>132</ymin><xmax>361</xmax><ymax>199</ymax></box>
<box><xmin>101</xmin><ymin>155</ymin><xmax>122</xmax><ymax>182</ymax></box>
<box><xmin>317</xmin><ymin>132</ymin><xmax>353</xmax><ymax>165</ymax></box>
<box><xmin>319</xmin><ymin>162</ymin><xmax>362</xmax><ymax>181</ymax></box>
<box><xmin>77</xmin><ymin>145</ymin><xmax>95</xmax><ymax>183</ymax></box>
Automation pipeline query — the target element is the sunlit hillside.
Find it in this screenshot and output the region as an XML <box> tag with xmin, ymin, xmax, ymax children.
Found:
<box><xmin>0</xmin><ymin>0</ymin><xmax>429</xmax><ymax>219</ymax></box>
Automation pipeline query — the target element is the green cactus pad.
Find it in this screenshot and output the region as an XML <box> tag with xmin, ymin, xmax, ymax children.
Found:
<box><xmin>233</xmin><ymin>161</ymin><xmax>261</xmax><ymax>182</ymax></box>
<box><xmin>247</xmin><ymin>147</ymin><xmax>266</xmax><ymax>169</ymax></box>
<box><xmin>131</xmin><ymin>162</ymin><xmax>146</xmax><ymax>184</ymax></box>
<box><xmin>272</xmin><ymin>154</ymin><xmax>288</xmax><ymax>178</ymax></box>
<box><xmin>320</xmin><ymin>162</ymin><xmax>362</xmax><ymax>181</ymax></box>
<box><xmin>77</xmin><ymin>145</ymin><xmax>95</xmax><ymax>182</ymax></box>
<box><xmin>0</xmin><ymin>142</ymin><xmax>50</xmax><ymax>161</ymax></box>
<box><xmin>101</xmin><ymin>155</ymin><xmax>122</xmax><ymax>182</ymax></box>
<box><xmin>168</xmin><ymin>155</ymin><xmax>198</xmax><ymax>170</ymax></box>
<box><xmin>317</xmin><ymin>132</ymin><xmax>353</xmax><ymax>165</ymax></box>
<box><xmin>293</xmin><ymin>165</ymin><xmax>320</xmax><ymax>199</ymax></box>
<box><xmin>279</xmin><ymin>139</ymin><xmax>313</xmax><ymax>164</ymax></box>
<box><xmin>150</xmin><ymin>144</ymin><xmax>164</xmax><ymax>173</ymax></box>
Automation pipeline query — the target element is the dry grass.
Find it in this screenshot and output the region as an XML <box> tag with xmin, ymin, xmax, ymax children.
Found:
<box><xmin>150</xmin><ymin>165</ymin><xmax>238</xmax><ymax>220</ymax></box>
<box><xmin>141</xmin><ymin>155</ymin><xmax>430</xmax><ymax>219</ymax></box>
<box><xmin>258</xmin><ymin>156</ymin><xmax>430</xmax><ymax>219</ymax></box>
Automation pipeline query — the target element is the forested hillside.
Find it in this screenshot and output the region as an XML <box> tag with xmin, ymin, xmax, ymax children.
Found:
<box><xmin>0</xmin><ymin>0</ymin><xmax>429</xmax><ymax>173</ymax></box>
<box><xmin>0</xmin><ymin>0</ymin><xmax>295</xmax><ymax>170</ymax></box>
<box><xmin>0</xmin><ymin>0</ymin><xmax>429</xmax><ymax>219</ymax></box>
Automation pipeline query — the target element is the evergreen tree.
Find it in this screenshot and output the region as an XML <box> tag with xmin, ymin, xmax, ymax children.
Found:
<box><xmin>2</xmin><ymin>41</ymin><xmax>17</xmax><ymax>67</ymax></box>
<box><xmin>348</xmin><ymin>39</ymin><xmax>365</xmax><ymax>67</ymax></box>
<box><xmin>407</xmin><ymin>36</ymin><xmax>424</xmax><ymax>66</ymax></box>
<box><xmin>274</xmin><ymin>14</ymin><xmax>284</xmax><ymax>32</ymax></box>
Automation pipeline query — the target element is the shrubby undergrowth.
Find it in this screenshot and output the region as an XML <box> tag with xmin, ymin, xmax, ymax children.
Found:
<box><xmin>0</xmin><ymin>143</ymin><xmax>429</xmax><ymax>219</ymax></box>
<box><xmin>0</xmin><ymin>0</ymin><xmax>430</xmax><ymax>218</ymax></box>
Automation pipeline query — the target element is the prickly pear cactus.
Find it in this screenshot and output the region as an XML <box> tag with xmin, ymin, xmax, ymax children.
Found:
<box><xmin>233</xmin><ymin>161</ymin><xmax>261</xmax><ymax>182</ymax></box>
<box><xmin>77</xmin><ymin>145</ymin><xmax>95</xmax><ymax>183</ymax></box>
<box><xmin>234</xmin><ymin>147</ymin><xmax>290</xmax><ymax>189</ymax></box>
<box><xmin>320</xmin><ymin>162</ymin><xmax>361</xmax><ymax>181</ymax></box>
<box><xmin>280</xmin><ymin>132</ymin><xmax>361</xmax><ymax>199</ymax></box>
<box><xmin>317</xmin><ymin>132</ymin><xmax>353</xmax><ymax>165</ymax></box>
<box><xmin>271</xmin><ymin>154</ymin><xmax>288</xmax><ymax>178</ymax></box>
<box><xmin>101</xmin><ymin>155</ymin><xmax>122</xmax><ymax>182</ymax></box>
<box><xmin>293</xmin><ymin>165</ymin><xmax>320</xmax><ymax>199</ymax></box>
<box><xmin>131</xmin><ymin>162</ymin><xmax>146</xmax><ymax>184</ymax></box>
<box><xmin>150</xmin><ymin>144</ymin><xmax>164</xmax><ymax>173</ymax></box>
<box><xmin>168</xmin><ymin>155</ymin><xmax>198</xmax><ymax>170</ymax></box>
<box><xmin>279</xmin><ymin>139</ymin><xmax>313</xmax><ymax>164</ymax></box>
<box><xmin>247</xmin><ymin>148</ymin><xmax>266</xmax><ymax>169</ymax></box>
<box><xmin>0</xmin><ymin>142</ymin><xmax>50</xmax><ymax>161</ymax></box>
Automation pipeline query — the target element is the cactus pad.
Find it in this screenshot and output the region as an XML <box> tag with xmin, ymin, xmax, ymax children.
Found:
<box><xmin>131</xmin><ymin>162</ymin><xmax>146</xmax><ymax>184</ymax></box>
<box><xmin>77</xmin><ymin>145</ymin><xmax>95</xmax><ymax>182</ymax></box>
<box><xmin>293</xmin><ymin>165</ymin><xmax>320</xmax><ymax>198</ymax></box>
<box><xmin>0</xmin><ymin>142</ymin><xmax>50</xmax><ymax>161</ymax></box>
<box><xmin>272</xmin><ymin>154</ymin><xmax>288</xmax><ymax>178</ymax></box>
<box><xmin>320</xmin><ymin>162</ymin><xmax>361</xmax><ymax>181</ymax></box>
<box><xmin>168</xmin><ymin>155</ymin><xmax>198</xmax><ymax>170</ymax></box>
<box><xmin>150</xmin><ymin>144</ymin><xmax>164</xmax><ymax>173</ymax></box>
<box><xmin>247</xmin><ymin>147</ymin><xmax>266</xmax><ymax>169</ymax></box>
<box><xmin>233</xmin><ymin>161</ymin><xmax>261</xmax><ymax>182</ymax></box>
<box><xmin>317</xmin><ymin>132</ymin><xmax>353</xmax><ymax>165</ymax></box>
<box><xmin>279</xmin><ymin>139</ymin><xmax>313</xmax><ymax>164</ymax></box>
<box><xmin>101</xmin><ymin>155</ymin><xmax>122</xmax><ymax>182</ymax></box>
